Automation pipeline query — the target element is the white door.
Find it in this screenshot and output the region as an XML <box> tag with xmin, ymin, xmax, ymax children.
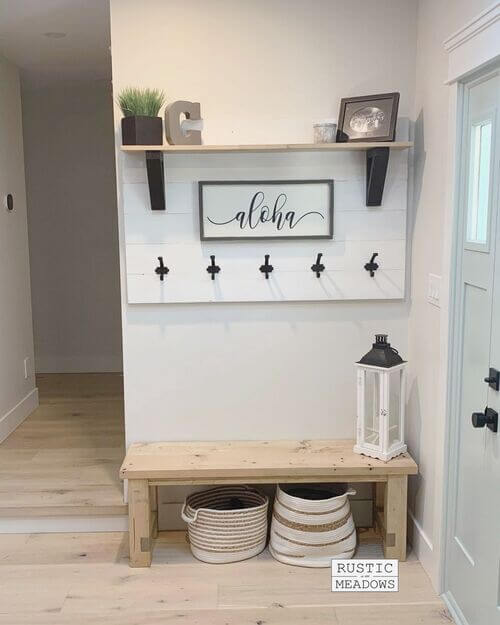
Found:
<box><xmin>445</xmin><ymin>68</ymin><xmax>500</xmax><ymax>625</ymax></box>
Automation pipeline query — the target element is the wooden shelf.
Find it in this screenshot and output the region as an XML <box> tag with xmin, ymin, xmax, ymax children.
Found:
<box><xmin>121</xmin><ymin>141</ymin><xmax>413</xmax><ymax>153</ymax></box>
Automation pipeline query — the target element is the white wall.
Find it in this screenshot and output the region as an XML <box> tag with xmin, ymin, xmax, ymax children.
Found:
<box><xmin>407</xmin><ymin>0</ymin><xmax>494</xmax><ymax>590</ymax></box>
<box><xmin>0</xmin><ymin>55</ymin><xmax>38</xmax><ymax>441</ymax></box>
<box><xmin>22</xmin><ymin>81</ymin><xmax>122</xmax><ymax>373</ymax></box>
<box><xmin>110</xmin><ymin>0</ymin><xmax>416</xmax><ymax>534</ymax></box>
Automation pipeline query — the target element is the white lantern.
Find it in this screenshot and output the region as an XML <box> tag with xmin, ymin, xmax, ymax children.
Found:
<box><xmin>354</xmin><ymin>334</ymin><xmax>407</xmax><ymax>462</ymax></box>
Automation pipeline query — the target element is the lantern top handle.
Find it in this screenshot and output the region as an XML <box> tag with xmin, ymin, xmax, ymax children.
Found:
<box><xmin>357</xmin><ymin>333</ymin><xmax>406</xmax><ymax>368</ymax></box>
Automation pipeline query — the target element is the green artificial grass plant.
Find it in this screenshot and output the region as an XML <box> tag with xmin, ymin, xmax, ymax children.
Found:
<box><xmin>118</xmin><ymin>87</ymin><xmax>166</xmax><ymax>118</ymax></box>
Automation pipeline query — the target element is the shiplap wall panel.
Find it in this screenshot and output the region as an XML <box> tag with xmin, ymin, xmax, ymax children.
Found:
<box><xmin>124</xmin><ymin>210</ymin><xmax>406</xmax><ymax>245</ymax></box>
<box><xmin>122</xmin><ymin>138</ymin><xmax>409</xmax><ymax>304</ymax></box>
<box><xmin>123</xmin><ymin>179</ymin><xmax>407</xmax><ymax>218</ymax></box>
<box><xmin>126</xmin><ymin>241</ymin><xmax>405</xmax><ymax>275</ymax></box>
<box><xmin>127</xmin><ymin>270</ymin><xmax>404</xmax><ymax>303</ymax></box>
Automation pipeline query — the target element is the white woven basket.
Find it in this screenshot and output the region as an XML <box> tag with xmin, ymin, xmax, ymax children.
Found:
<box><xmin>181</xmin><ymin>486</ymin><xmax>269</xmax><ymax>564</ymax></box>
<box><xmin>269</xmin><ymin>484</ymin><xmax>357</xmax><ymax>567</ymax></box>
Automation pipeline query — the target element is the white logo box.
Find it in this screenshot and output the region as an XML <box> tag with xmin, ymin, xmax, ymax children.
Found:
<box><xmin>331</xmin><ymin>559</ymin><xmax>399</xmax><ymax>592</ymax></box>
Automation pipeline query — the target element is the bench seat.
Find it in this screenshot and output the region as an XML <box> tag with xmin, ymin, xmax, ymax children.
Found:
<box><xmin>120</xmin><ymin>439</ymin><xmax>418</xmax><ymax>567</ymax></box>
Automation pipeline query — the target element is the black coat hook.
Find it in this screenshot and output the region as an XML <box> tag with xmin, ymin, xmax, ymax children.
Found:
<box><xmin>259</xmin><ymin>254</ymin><xmax>274</xmax><ymax>279</ymax></box>
<box><xmin>311</xmin><ymin>253</ymin><xmax>325</xmax><ymax>278</ymax></box>
<box><xmin>155</xmin><ymin>256</ymin><xmax>169</xmax><ymax>281</ymax></box>
<box><xmin>206</xmin><ymin>255</ymin><xmax>221</xmax><ymax>280</ymax></box>
<box><xmin>364</xmin><ymin>252</ymin><xmax>379</xmax><ymax>277</ymax></box>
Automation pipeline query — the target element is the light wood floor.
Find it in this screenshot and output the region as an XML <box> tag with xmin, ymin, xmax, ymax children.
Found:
<box><xmin>0</xmin><ymin>530</ymin><xmax>453</xmax><ymax>625</ymax></box>
<box><xmin>0</xmin><ymin>373</ymin><xmax>126</xmax><ymax>517</ymax></box>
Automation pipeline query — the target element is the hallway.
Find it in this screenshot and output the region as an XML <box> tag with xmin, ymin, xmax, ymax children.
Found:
<box><xmin>0</xmin><ymin>374</ymin><xmax>125</xmax><ymax>517</ymax></box>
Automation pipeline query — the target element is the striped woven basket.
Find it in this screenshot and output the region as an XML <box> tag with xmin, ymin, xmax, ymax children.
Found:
<box><xmin>181</xmin><ymin>486</ymin><xmax>269</xmax><ymax>564</ymax></box>
<box><xmin>269</xmin><ymin>484</ymin><xmax>357</xmax><ymax>567</ymax></box>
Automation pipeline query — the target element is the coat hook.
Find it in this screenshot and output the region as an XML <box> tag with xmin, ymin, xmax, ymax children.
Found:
<box><xmin>311</xmin><ymin>253</ymin><xmax>325</xmax><ymax>278</ymax></box>
<box><xmin>259</xmin><ymin>254</ymin><xmax>274</xmax><ymax>279</ymax></box>
<box><xmin>206</xmin><ymin>255</ymin><xmax>221</xmax><ymax>280</ymax></box>
<box><xmin>155</xmin><ymin>256</ymin><xmax>169</xmax><ymax>281</ymax></box>
<box><xmin>364</xmin><ymin>252</ymin><xmax>379</xmax><ymax>277</ymax></box>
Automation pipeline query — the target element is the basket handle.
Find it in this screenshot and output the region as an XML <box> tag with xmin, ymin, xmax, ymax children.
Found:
<box><xmin>181</xmin><ymin>503</ymin><xmax>200</xmax><ymax>524</ymax></box>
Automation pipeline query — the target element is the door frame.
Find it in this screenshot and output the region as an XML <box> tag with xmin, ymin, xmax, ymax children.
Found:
<box><xmin>440</xmin><ymin>3</ymin><xmax>500</xmax><ymax>622</ymax></box>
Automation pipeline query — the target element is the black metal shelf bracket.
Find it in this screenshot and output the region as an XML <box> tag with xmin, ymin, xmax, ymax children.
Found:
<box><xmin>145</xmin><ymin>151</ymin><xmax>165</xmax><ymax>210</ymax></box>
<box><xmin>366</xmin><ymin>147</ymin><xmax>390</xmax><ymax>206</ymax></box>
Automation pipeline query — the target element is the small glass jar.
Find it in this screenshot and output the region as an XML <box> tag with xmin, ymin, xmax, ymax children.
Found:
<box><xmin>313</xmin><ymin>119</ymin><xmax>337</xmax><ymax>143</ymax></box>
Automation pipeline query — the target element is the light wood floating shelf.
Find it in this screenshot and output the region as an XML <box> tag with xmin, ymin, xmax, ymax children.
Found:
<box><xmin>121</xmin><ymin>141</ymin><xmax>413</xmax><ymax>153</ymax></box>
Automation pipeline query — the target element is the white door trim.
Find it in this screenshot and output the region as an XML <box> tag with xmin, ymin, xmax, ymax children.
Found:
<box><xmin>439</xmin><ymin>0</ymin><xmax>500</xmax><ymax>606</ymax></box>
<box><xmin>444</xmin><ymin>2</ymin><xmax>500</xmax><ymax>84</ymax></box>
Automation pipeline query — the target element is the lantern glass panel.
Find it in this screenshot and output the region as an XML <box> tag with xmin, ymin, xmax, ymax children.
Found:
<box><xmin>388</xmin><ymin>369</ymin><xmax>402</xmax><ymax>448</ymax></box>
<box><xmin>363</xmin><ymin>369</ymin><xmax>380</xmax><ymax>447</ymax></box>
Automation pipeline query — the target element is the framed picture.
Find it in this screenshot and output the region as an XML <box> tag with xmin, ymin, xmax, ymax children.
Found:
<box><xmin>336</xmin><ymin>92</ymin><xmax>400</xmax><ymax>142</ymax></box>
<box><xmin>199</xmin><ymin>180</ymin><xmax>334</xmax><ymax>241</ymax></box>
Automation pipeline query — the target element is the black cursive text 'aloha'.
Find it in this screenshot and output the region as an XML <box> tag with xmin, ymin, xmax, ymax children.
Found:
<box><xmin>207</xmin><ymin>192</ymin><xmax>324</xmax><ymax>231</ymax></box>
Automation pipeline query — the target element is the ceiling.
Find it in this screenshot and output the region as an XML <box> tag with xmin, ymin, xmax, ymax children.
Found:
<box><xmin>0</xmin><ymin>0</ymin><xmax>111</xmax><ymax>90</ymax></box>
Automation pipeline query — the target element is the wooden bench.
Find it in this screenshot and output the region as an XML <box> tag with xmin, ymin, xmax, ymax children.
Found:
<box><xmin>120</xmin><ymin>440</ymin><xmax>418</xmax><ymax>567</ymax></box>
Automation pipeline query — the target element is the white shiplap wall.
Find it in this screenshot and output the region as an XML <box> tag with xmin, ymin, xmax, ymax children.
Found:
<box><xmin>122</xmin><ymin>140</ymin><xmax>408</xmax><ymax>305</ymax></box>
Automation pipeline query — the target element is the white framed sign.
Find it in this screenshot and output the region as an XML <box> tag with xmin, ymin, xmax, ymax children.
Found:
<box><xmin>199</xmin><ymin>180</ymin><xmax>334</xmax><ymax>240</ymax></box>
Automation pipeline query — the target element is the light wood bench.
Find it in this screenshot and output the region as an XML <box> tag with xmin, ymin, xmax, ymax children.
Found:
<box><xmin>120</xmin><ymin>440</ymin><xmax>418</xmax><ymax>567</ymax></box>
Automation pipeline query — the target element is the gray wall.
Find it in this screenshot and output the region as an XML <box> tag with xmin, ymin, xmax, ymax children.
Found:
<box><xmin>0</xmin><ymin>55</ymin><xmax>37</xmax><ymax>441</ymax></box>
<box><xmin>22</xmin><ymin>80</ymin><xmax>122</xmax><ymax>372</ymax></box>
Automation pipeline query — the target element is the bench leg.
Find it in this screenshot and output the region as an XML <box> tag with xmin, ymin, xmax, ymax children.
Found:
<box><xmin>128</xmin><ymin>479</ymin><xmax>152</xmax><ymax>567</ymax></box>
<box><xmin>383</xmin><ymin>475</ymin><xmax>408</xmax><ymax>561</ymax></box>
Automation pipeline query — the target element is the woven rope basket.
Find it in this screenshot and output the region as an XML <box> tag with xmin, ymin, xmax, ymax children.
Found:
<box><xmin>181</xmin><ymin>486</ymin><xmax>269</xmax><ymax>564</ymax></box>
<box><xmin>269</xmin><ymin>484</ymin><xmax>357</xmax><ymax>567</ymax></box>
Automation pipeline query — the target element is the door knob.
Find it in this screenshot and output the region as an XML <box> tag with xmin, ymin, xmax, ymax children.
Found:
<box><xmin>471</xmin><ymin>407</ymin><xmax>498</xmax><ymax>433</ymax></box>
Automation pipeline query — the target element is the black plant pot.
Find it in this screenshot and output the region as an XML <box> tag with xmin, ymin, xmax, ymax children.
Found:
<box><xmin>121</xmin><ymin>115</ymin><xmax>163</xmax><ymax>145</ymax></box>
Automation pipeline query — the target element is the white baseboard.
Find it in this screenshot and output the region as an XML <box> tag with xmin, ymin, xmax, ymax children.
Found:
<box><xmin>0</xmin><ymin>387</ymin><xmax>39</xmax><ymax>443</ymax></box>
<box><xmin>408</xmin><ymin>508</ymin><xmax>434</xmax><ymax>553</ymax></box>
<box><xmin>0</xmin><ymin>515</ymin><xmax>128</xmax><ymax>533</ymax></box>
<box><xmin>442</xmin><ymin>590</ymin><xmax>469</xmax><ymax>625</ymax></box>
<box><xmin>408</xmin><ymin>508</ymin><xmax>440</xmax><ymax>590</ymax></box>
<box><xmin>35</xmin><ymin>355</ymin><xmax>123</xmax><ymax>373</ymax></box>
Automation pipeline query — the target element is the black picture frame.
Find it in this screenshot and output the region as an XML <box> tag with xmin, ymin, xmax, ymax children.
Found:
<box><xmin>199</xmin><ymin>180</ymin><xmax>334</xmax><ymax>241</ymax></box>
<box><xmin>336</xmin><ymin>92</ymin><xmax>400</xmax><ymax>143</ymax></box>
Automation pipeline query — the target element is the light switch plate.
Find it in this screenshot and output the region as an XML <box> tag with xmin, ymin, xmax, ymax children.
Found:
<box><xmin>427</xmin><ymin>273</ymin><xmax>441</xmax><ymax>307</ymax></box>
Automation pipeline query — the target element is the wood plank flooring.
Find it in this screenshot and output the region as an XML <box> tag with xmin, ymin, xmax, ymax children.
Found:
<box><xmin>0</xmin><ymin>530</ymin><xmax>453</xmax><ymax>625</ymax></box>
<box><xmin>0</xmin><ymin>374</ymin><xmax>126</xmax><ymax>516</ymax></box>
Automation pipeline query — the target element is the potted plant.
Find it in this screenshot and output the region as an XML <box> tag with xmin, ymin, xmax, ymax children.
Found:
<box><xmin>118</xmin><ymin>87</ymin><xmax>166</xmax><ymax>145</ymax></box>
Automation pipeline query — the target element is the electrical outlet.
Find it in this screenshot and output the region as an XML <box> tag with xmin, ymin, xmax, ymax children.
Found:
<box><xmin>23</xmin><ymin>357</ymin><xmax>30</xmax><ymax>379</ymax></box>
<box><xmin>427</xmin><ymin>274</ymin><xmax>441</xmax><ymax>308</ymax></box>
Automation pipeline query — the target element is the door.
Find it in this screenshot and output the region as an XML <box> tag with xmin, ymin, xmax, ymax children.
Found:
<box><xmin>445</xmin><ymin>67</ymin><xmax>500</xmax><ymax>625</ymax></box>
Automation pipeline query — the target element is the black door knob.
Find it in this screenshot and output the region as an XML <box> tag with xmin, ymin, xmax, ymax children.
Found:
<box><xmin>472</xmin><ymin>411</ymin><xmax>487</xmax><ymax>428</ymax></box>
<box><xmin>471</xmin><ymin>407</ymin><xmax>498</xmax><ymax>433</ymax></box>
